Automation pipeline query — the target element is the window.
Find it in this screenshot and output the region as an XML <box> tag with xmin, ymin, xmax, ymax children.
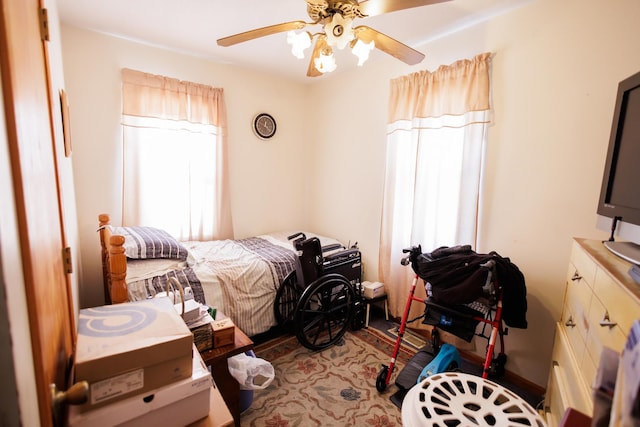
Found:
<box><xmin>379</xmin><ymin>53</ymin><xmax>492</xmax><ymax>319</ymax></box>
<box><xmin>121</xmin><ymin>69</ymin><xmax>232</xmax><ymax>241</ymax></box>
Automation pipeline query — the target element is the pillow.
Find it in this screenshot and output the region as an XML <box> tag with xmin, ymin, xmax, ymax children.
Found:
<box><xmin>112</xmin><ymin>226</ymin><xmax>189</xmax><ymax>260</ymax></box>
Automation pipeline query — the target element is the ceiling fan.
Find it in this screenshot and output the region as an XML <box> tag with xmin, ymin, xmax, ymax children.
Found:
<box><xmin>217</xmin><ymin>0</ymin><xmax>452</xmax><ymax>77</ymax></box>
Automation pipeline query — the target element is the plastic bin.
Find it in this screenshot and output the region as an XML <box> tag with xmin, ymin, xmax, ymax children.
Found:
<box><xmin>239</xmin><ymin>350</ymin><xmax>255</xmax><ymax>413</ymax></box>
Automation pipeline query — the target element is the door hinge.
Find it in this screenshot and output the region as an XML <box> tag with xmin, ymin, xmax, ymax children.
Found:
<box><xmin>63</xmin><ymin>247</ymin><xmax>73</xmax><ymax>274</ymax></box>
<box><xmin>39</xmin><ymin>8</ymin><xmax>50</xmax><ymax>42</ymax></box>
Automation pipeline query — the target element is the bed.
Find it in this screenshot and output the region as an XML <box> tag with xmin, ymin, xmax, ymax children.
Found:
<box><xmin>97</xmin><ymin>214</ymin><xmax>345</xmax><ymax>337</ymax></box>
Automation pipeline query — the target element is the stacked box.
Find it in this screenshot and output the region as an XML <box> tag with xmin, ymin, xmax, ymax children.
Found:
<box><xmin>69</xmin><ymin>347</ymin><xmax>212</xmax><ymax>427</ymax></box>
<box><xmin>75</xmin><ymin>297</ymin><xmax>193</xmax><ymax>411</ymax></box>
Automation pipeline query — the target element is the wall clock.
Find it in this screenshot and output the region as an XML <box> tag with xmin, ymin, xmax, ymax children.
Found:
<box><xmin>253</xmin><ymin>113</ymin><xmax>277</xmax><ymax>140</ymax></box>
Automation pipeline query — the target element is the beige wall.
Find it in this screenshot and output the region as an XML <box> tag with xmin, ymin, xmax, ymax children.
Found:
<box><xmin>61</xmin><ymin>0</ymin><xmax>640</xmax><ymax>388</ymax></box>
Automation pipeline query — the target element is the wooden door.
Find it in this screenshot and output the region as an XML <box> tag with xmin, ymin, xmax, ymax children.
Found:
<box><xmin>0</xmin><ymin>0</ymin><xmax>76</xmax><ymax>425</ymax></box>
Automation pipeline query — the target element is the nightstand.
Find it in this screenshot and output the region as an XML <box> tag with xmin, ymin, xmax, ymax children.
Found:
<box><xmin>199</xmin><ymin>327</ymin><xmax>254</xmax><ymax>427</ymax></box>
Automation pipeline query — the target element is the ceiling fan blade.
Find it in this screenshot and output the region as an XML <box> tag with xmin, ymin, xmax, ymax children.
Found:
<box><xmin>354</xmin><ymin>26</ymin><xmax>425</xmax><ymax>65</ymax></box>
<box><xmin>307</xmin><ymin>37</ymin><xmax>328</xmax><ymax>77</ymax></box>
<box><xmin>358</xmin><ymin>0</ymin><xmax>452</xmax><ymax>17</ymax></box>
<box><xmin>217</xmin><ymin>21</ymin><xmax>307</xmax><ymax>47</ymax></box>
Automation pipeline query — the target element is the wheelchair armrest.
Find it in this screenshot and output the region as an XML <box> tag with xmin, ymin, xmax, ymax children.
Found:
<box><xmin>324</xmin><ymin>248</ymin><xmax>360</xmax><ymax>262</ymax></box>
<box><xmin>321</xmin><ymin>243</ymin><xmax>344</xmax><ymax>253</ymax></box>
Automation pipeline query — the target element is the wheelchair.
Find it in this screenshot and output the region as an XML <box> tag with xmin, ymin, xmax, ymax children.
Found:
<box><xmin>274</xmin><ymin>232</ymin><xmax>363</xmax><ymax>351</ymax></box>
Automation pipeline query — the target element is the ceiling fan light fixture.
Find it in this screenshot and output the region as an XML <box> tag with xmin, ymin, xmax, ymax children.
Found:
<box><xmin>351</xmin><ymin>38</ymin><xmax>375</xmax><ymax>66</ymax></box>
<box><xmin>314</xmin><ymin>51</ymin><xmax>337</xmax><ymax>73</ymax></box>
<box><xmin>324</xmin><ymin>13</ymin><xmax>354</xmax><ymax>50</ymax></box>
<box><xmin>287</xmin><ymin>30</ymin><xmax>312</xmax><ymax>59</ymax></box>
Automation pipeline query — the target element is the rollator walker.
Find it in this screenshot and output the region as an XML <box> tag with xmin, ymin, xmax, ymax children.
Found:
<box><xmin>376</xmin><ymin>244</ymin><xmax>527</xmax><ymax>393</ymax></box>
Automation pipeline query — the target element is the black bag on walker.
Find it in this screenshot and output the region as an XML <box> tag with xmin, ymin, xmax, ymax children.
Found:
<box><xmin>422</xmin><ymin>302</ymin><xmax>484</xmax><ymax>342</ymax></box>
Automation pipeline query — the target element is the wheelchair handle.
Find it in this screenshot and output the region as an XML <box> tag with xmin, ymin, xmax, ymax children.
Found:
<box><xmin>287</xmin><ymin>232</ymin><xmax>306</xmax><ymax>241</ymax></box>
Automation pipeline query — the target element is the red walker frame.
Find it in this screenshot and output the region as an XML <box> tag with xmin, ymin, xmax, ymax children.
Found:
<box><xmin>376</xmin><ymin>249</ymin><xmax>507</xmax><ymax>393</ymax></box>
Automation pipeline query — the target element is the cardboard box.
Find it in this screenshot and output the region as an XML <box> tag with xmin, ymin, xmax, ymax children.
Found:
<box><xmin>69</xmin><ymin>346</ymin><xmax>212</xmax><ymax>427</ymax></box>
<box><xmin>191</xmin><ymin>315</ymin><xmax>214</xmax><ymax>352</ymax></box>
<box><xmin>363</xmin><ymin>281</ymin><xmax>386</xmax><ymax>299</ymax></box>
<box><xmin>212</xmin><ymin>317</ymin><xmax>235</xmax><ymax>347</ymax></box>
<box><xmin>75</xmin><ymin>297</ymin><xmax>194</xmax><ymax>410</ymax></box>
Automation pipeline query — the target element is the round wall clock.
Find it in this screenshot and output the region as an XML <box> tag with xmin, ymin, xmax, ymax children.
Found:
<box><xmin>253</xmin><ymin>113</ymin><xmax>277</xmax><ymax>140</ymax></box>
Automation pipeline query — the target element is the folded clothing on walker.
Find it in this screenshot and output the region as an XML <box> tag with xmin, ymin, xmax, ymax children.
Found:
<box><xmin>415</xmin><ymin>245</ymin><xmax>528</xmax><ymax>330</ymax></box>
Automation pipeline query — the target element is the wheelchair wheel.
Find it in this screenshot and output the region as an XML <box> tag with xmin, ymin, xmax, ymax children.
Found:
<box><xmin>293</xmin><ymin>273</ymin><xmax>355</xmax><ymax>351</ymax></box>
<box><xmin>274</xmin><ymin>271</ymin><xmax>301</xmax><ymax>331</ymax></box>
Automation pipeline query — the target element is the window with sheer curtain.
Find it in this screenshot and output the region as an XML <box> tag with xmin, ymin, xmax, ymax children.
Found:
<box><xmin>121</xmin><ymin>69</ymin><xmax>233</xmax><ymax>241</ymax></box>
<box><xmin>379</xmin><ymin>53</ymin><xmax>492</xmax><ymax>319</ymax></box>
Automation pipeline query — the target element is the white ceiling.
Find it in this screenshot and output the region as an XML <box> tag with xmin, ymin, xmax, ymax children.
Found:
<box><xmin>56</xmin><ymin>0</ymin><xmax>532</xmax><ymax>83</ymax></box>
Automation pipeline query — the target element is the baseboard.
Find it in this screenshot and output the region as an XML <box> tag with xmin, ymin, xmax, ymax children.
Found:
<box><xmin>459</xmin><ymin>348</ymin><xmax>546</xmax><ymax>398</ymax></box>
<box><xmin>404</xmin><ymin>325</ymin><xmax>546</xmax><ymax>400</ymax></box>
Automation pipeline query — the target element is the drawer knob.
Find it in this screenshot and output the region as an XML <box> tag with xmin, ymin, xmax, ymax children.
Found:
<box><xmin>599</xmin><ymin>312</ymin><xmax>617</xmax><ymax>328</ymax></box>
<box><xmin>565</xmin><ymin>317</ymin><xmax>576</xmax><ymax>328</ymax></box>
<box><xmin>571</xmin><ymin>271</ymin><xmax>582</xmax><ymax>281</ymax></box>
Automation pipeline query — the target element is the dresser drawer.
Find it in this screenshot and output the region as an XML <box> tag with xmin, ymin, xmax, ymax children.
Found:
<box><xmin>593</xmin><ymin>267</ymin><xmax>638</xmax><ymax>336</ymax></box>
<box><xmin>544</xmin><ymin>365</ymin><xmax>567</xmax><ymax>427</ymax></box>
<box><xmin>563</xmin><ymin>261</ymin><xmax>592</xmax><ymax>344</ymax></box>
<box><xmin>547</xmin><ymin>324</ymin><xmax>593</xmax><ymax>418</ymax></box>
<box><xmin>570</xmin><ymin>240</ymin><xmax>597</xmax><ymax>289</ymax></box>
<box><xmin>559</xmin><ymin>304</ymin><xmax>586</xmax><ymax>366</ymax></box>
<box><xmin>584</xmin><ymin>294</ymin><xmax>626</xmax><ymax>370</ymax></box>
<box><xmin>580</xmin><ymin>346</ymin><xmax>598</xmax><ymax>394</ymax></box>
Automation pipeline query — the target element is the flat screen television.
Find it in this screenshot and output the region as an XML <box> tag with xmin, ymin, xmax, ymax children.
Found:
<box><xmin>597</xmin><ymin>70</ymin><xmax>640</xmax><ymax>266</ymax></box>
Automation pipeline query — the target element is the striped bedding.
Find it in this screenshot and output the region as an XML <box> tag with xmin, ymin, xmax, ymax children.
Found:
<box><xmin>125</xmin><ymin>233</ymin><xmax>341</xmax><ymax>337</ymax></box>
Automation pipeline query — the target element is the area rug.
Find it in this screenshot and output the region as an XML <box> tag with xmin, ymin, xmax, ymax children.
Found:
<box><xmin>240</xmin><ymin>327</ymin><xmax>416</xmax><ymax>427</ymax></box>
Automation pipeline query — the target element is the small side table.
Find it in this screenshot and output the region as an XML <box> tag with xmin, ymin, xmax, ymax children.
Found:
<box><xmin>363</xmin><ymin>294</ymin><xmax>389</xmax><ymax>328</ymax></box>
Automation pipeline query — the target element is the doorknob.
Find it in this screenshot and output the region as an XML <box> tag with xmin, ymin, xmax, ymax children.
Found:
<box><xmin>51</xmin><ymin>381</ymin><xmax>88</xmax><ymax>427</ymax></box>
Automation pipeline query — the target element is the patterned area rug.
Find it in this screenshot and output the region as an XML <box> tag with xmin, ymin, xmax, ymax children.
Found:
<box><xmin>240</xmin><ymin>328</ymin><xmax>416</xmax><ymax>427</ymax></box>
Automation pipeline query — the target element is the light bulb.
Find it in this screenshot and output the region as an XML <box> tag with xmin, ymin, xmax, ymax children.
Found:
<box><xmin>352</xmin><ymin>39</ymin><xmax>375</xmax><ymax>66</ymax></box>
<box><xmin>287</xmin><ymin>31</ymin><xmax>311</xmax><ymax>59</ymax></box>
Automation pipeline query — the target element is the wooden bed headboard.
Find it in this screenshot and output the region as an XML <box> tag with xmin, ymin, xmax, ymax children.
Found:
<box><xmin>98</xmin><ymin>214</ymin><xmax>128</xmax><ymax>304</ymax></box>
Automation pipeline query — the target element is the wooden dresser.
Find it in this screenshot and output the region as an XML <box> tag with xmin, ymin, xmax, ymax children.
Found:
<box><xmin>544</xmin><ymin>238</ymin><xmax>640</xmax><ymax>427</ymax></box>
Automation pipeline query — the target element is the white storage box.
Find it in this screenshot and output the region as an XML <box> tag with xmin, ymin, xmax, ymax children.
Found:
<box><xmin>75</xmin><ymin>297</ymin><xmax>194</xmax><ymax>411</ymax></box>
<box><xmin>69</xmin><ymin>346</ymin><xmax>212</xmax><ymax>427</ymax></box>
<box><xmin>363</xmin><ymin>281</ymin><xmax>386</xmax><ymax>299</ymax></box>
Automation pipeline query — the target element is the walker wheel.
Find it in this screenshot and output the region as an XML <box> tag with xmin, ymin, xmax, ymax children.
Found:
<box><xmin>489</xmin><ymin>353</ymin><xmax>507</xmax><ymax>378</ymax></box>
<box><xmin>431</xmin><ymin>328</ymin><xmax>441</xmax><ymax>355</ymax></box>
<box><xmin>376</xmin><ymin>365</ymin><xmax>389</xmax><ymax>392</ymax></box>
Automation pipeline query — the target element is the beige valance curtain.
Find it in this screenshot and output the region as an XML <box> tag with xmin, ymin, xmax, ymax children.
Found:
<box><xmin>388</xmin><ymin>52</ymin><xmax>491</xmax><ymax>123</ymax></box>
<box><xmin>121</xmin><ymin>68</ymin><xmax>227</xmax><ymax>126</ymax></box>
<box><xmin>379</xmin><ymin>53</ymin><xmax>492</xmax><ymax>326</ymax></box>
<box><xmin>121</xmin><ymin>69</ymin><xmax>232</xmax><ymax>241</ymax></box>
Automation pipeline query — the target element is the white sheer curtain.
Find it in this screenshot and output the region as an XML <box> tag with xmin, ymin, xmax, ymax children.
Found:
<box><xmin>121</xmin><ymin>68</ymin><xmax>233</xmax><ymax>241</ymax></box>
<box><xmin>379</xmin><ymin>53</ymin><xmax>492</xmax><ymax>321</ymax></box>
